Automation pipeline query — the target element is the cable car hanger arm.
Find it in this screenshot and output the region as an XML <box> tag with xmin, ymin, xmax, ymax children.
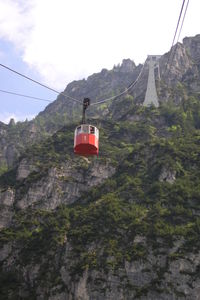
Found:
<box><xmin>82</xmin><ymin>98</ymin><xmax>90</xmax><ymax>124</ymax></box>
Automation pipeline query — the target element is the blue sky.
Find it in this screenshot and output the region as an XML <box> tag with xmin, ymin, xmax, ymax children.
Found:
<box><xmin>0</xmin><ymin>0</ymin><xmax>199</xmax><ymax>124</ymax></box>
<box><xmin>0</xmin><ymin>39</ymin><xmax>56</xmax><ymax>123</ymax></box>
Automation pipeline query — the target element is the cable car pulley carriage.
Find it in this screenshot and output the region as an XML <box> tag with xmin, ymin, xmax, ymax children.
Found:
<box><xmin>74</xmin><ymin>98</ymin><xmax>99</xmax><ymax>156</ymax></box>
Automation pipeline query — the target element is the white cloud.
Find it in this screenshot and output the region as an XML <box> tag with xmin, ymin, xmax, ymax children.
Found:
<box><xmin>0</xmin><ymin>112</ymin><xmax>35</xmax><ymax>124</ymax></box>
<box><xmin>0</xmin><ymin>0</ymin><xmax>199</xmax><ymax>90</ymax></box>
<box><xmin>0</xmin><ymin>0</ymin><xmax>34</xmax><ymax>49</ymax></box>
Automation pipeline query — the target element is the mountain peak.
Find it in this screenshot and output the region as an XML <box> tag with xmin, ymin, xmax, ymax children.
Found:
<box><xmin>114</xmin><ymin>58</ymin><xmax>136</xmax><ymax>73</ymax></box>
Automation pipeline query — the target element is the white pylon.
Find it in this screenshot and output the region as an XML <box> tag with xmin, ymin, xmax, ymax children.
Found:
<box><xmin>143</xmin><ymin>55</ymin><xmax>161</xmax><ymax>107</ymax></box>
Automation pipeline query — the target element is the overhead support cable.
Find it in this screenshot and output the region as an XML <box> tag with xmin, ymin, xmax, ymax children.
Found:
<box><xmin>0</xmin><ymin>89</ymin><xmax>52</xmax><ymax>103</ymax></box>
<box><xmin>163</xmin><ymin>0</ymin><xmax>189</xmax><ymax>78</ymax></box>
<box><xmin>176</xmin><ymin>0</ymin><xmax>190</xmax><ymax>43</ymax></box>
<box><xmin>170</xmin><ymin>0</ymin><xmax>186</xmax><ymax>50</ymax></box>
<box><xmin>0</xmin><ymin>63</ymin><xmax>82</xmax><ymax>104</ymax></box>
<box><xmin>0</xmin><ymin>61</ymin><xmax>145</xmax><ymax>108</ymax></box>
<box><xmin>0</xmin><ymin>0</ymin><xmax>190</xmax><ymax>111</ymax></box>
<box><xmin>166</xmin><ymin>0</ymin><xmax>190</xmax><ymax>79</ymax></box>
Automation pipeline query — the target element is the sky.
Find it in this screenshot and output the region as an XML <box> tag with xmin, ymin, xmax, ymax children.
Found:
<box><xmin>0</xmin><ymin>0</ymin><xmax>199</xmax><ymax>123</ymax></box>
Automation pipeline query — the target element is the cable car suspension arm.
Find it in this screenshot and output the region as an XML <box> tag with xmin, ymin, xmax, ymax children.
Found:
<box><xmin>82</xmin><ymin>98</ymin><xmax>90</xmax><ymax>124</ymax></box>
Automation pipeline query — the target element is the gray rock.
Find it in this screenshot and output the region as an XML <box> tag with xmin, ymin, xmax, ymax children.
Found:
<box><xmin>0</xmin><ymin>188</ymin><xmax>15</xmax><ymax>206</ymax></box>
<box><xmin>0</xmin><ymin>189</ymin><xmax>15</xmax><ymax>229</ymax></box>
<box><xmin>17</xmin><ymin>159</ymin><xmax>38</xmax><ymax>180</ymax></box>
<box><xmin>0</xmin><ymin>243</ymin><xmax>12</xmax><ymax>261</ymax></box>
<box><xmin>159</xmin><ymin>167</ymin><xmax>176</xmax><ymax>183</ymax></box>
<box><xmin>125</xmin><ymin>260</ymin><xmax>156</xmax><ymax>286</ymax></box>
<box><xmin>16</xmin><ymin>160</ymin><xmax>115</xmax><ymax>211</ymax></box>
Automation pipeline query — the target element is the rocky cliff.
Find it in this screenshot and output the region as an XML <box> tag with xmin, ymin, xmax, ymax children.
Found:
<box><xmin>0</xmin><ymin>35</ymin><xmax>200</xmax><ymax>299</ymax></box>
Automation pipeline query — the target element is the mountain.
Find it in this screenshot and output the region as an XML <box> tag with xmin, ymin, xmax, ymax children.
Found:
<box><xmin>0</xmin><ymin>34</ymin><xmax>200</xmax><ymax>299</ymax></box>
<box><xmin>1</xmin><ymin>34</ymin><xmax>200</xmax><ymax>170</ymax></box>
<box><xmin>1</xmin><ymin>35</ymin><xmax>200</xmax><ymax>169</ymax></box>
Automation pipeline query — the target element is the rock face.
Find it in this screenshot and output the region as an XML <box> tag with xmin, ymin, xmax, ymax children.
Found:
<box><xmin>15</xmin><ymin>160</ymin><xmax>115</xmax><ymax>211</ymax></box>
<box><xmin>0</xmin><ymin>156</ymin><xmax>115</xmax><ymax>219</ymax></box>
<box><xmin>161</xmin><ymin>43</ymin><xmax>192</xmax><ymax>84</ymax></box>
<box><xmin>183</xmin><ymin>34</ymin><xmax>200</xmax><ymax>64</ymax></box>
<box><xmin>0</xmin><ymin>120</ymin><xmax>45</xmax><ymax>168</ymax></box>
<box><xmin>0</xmin><ymin>188</ymin><xmax>15</xmax><ymax>229</ymax></box>
<box><xmin>17</xmin><ymin>158</ymin><xmax>39</xmax><ymax>181</ymax></box>
<box><xmin>1</xmin><ymin>236</ymin><xmax>200</xmax><ymax>299</ymax></box>
<box><xmin>114</xmin><ymin>59</ymin><xmax>136</xmax><ymax>73</ymax></box>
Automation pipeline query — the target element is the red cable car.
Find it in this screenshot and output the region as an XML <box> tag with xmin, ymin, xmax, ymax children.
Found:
<box><xmin>74</xmin><ymin>124</ymin><xmax>99</xmax><ymax>156</ymax></box>
<box><xmin>74</xmin><ymin>98</ymin><xmax>99</xmax><ymax>156</ymax></box>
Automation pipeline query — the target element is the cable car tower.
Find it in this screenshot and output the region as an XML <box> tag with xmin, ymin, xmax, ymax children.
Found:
<box><xmin>143</xmin><ymin>55</ymin><xmax>161</xmax><ymax>107</ymax></box>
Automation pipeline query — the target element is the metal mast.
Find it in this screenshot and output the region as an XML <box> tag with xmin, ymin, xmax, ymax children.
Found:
<box><xmin>143</xmin><ymin>55</ymin><xmax>161</xmax><ymax>107</ymax></box>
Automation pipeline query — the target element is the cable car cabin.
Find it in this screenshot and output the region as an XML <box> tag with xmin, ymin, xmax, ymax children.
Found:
<box><xmin>74</xmin><ymin>124</ymin><xmax>99</xmax><ymax>156</ymax></box>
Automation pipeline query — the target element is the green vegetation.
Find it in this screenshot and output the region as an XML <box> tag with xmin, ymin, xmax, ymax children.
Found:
<box><xmin>0</xmin><ymin>164</ymin><xmax>8</xmax><ymax>176</ymax></box>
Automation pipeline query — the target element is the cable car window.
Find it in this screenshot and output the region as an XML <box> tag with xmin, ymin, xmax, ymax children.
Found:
<box><xmin>82</xmin><ymin>125</ymin><xmax>89</xmax><ymax>133</ymax></box>
<box><xmin>77</xmin><ymin>126</ymin><xmax>81</xmax><ymax>135</ymax></box>
<box><xmin>90</xmin><ymin>126</ymin><xmax>95</xmax><ymax>134</ymax></box>
<box><xmin>95</xmin><ymin>128</ymin><xmax>99</xmax><ymax>138</ymax></box>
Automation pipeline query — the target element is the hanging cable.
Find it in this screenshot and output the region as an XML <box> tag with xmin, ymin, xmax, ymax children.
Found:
<box><xmin>0</xmin><ymin>61</ymin><xmax>145</xmax><ymax>107</ymax></box>
<box><xmin>170</xmin><ymin>0</ymin><xmax>186</xmax><ymax>50</ymax></box>
<box><xmin>162</xmin><ymin>0</ymin><xmax>187</xmax><ymax>78</ymax></box>
<box><xmin>0</xmin><ymin>63</ymin><xmax>82</xmax><ymax>104</ymax></box>
<box><xmin>91</xmin><ymin>62</ymin><xmax>146</xmax><ymax>106</ymax></box>
<box><xmin>0</xmin><ymin>0</ymin><xmax>191</xmax><ymax>111</ymax></box>
<box><xmin>0</xmin><ymin>89</ymin><xmax>52</xmax><ymax>103</ymax></box>
<box><xmin>176</xmin><ymin>0</ymin><xmax>190</xmax><ymax>44</ymax></box>
<box><xmin>166</xmin><ymin>0</ymin><xmax>190</xmax><ymax>78</ymax></box>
